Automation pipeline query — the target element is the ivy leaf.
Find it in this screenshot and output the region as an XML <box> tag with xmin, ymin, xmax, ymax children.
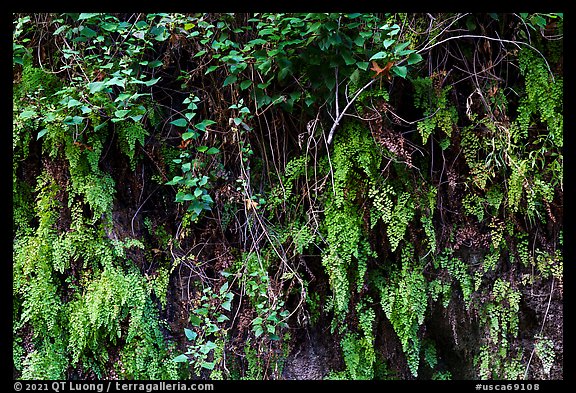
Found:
<box><xmin>166</xmin><ymin>176</ymin><xmax>183</xmax><ymax>186</ymax></box>
<box><xmin>201</xmin><ymin>361</ymin><xmax>216</xmax><ymax>370</ymax></box>
<box><xmin>173</xmin><ymin>354</ymin><xmax>189</xmax><ymax>363</ymax></box>
<box><xmin>114</xmin><ymin>109</ymin><xmax>130</xmax><ymax>118</ymax></box>
<box><xmin>189</xmin><ymin>314</ymin><xmax>202</xmax><ymax>327</ymax></box>
<box><xmin>205</xmin><ymin>147</ymin><xmax>220</xmax><ymax>155</ymax></box>
<box><xmin>383</xmin><ymin>38</ymin><xmax>395</xmax><ymax>49</ymax></box>
<box><xmin>240</xmin><ymin>79</ymin><xmax>252</xmax><ymax>90</ymax></box>
<box><xmin>200</xmin><ymin>341</ymin><xmax>217</xmax><ymax>354</ymax></box>
<box><xmin>88</xmin><ymin>82</ymin><xmax>106</xmax><ymax>94</ymax></box>
<box><xmin>194</xmin><ymin>120</ymin><xmax>216</xmax><ymax>132</ymax></box>
<box><xmin>143</xmin><ymin>77</ymin><xmax>161</xmax><ymax>87</ymax></box>
<box><xmin>217</xmin><ymin>314</ymin><xmax>229</xmax><ymax>322</ymax></box>
<box><xmin>147</xmin><ymin>60</ymin><xmax>163</xmax><ymax>68</ymax></box>
<box><xmin>198</xmin><ymin>176</ymin><xmax>208</xmax><ymax>187</ymax></box>
<box><xmin>175</xmin><ymin>192</ymin><xmax>194</xmax><ymax>202</ymax></box>
<box><xmin>182</xmin><ymin>130</ymin><xmax>198</xmax><ymax>140</ymax></box>
<box><xmin>407</xmin><ymin>52</ymin><xmax>423</xmax><ymax>65</ymax></box>
<box><xmin>205</xmin><ymin>65</ymin><xmax>218</xmax><ymax>74</ymax></box>
<box><xmin>369</xmin><ymin>51</ymin><xmax>388</xmax><ymax>61</ymax></box>
<box><xmin>105</xmin><ymin>76</ymin><xmax>125</xmax><ymax>88</ymax></box>
<box><xmin>223</xmin><ymin>75</ymin><xmax>237</xmax><ymax>87</ymax></box>
<box><xmin>19</xmin><ymin>110</ymin><xmax>37</xmax><ymax>119</ymax></box>
<box><xmin>63</xmin><ymin>116</ymin><xmax>84</xmax><ymax>125</ymax></box>
<box><xmin>170</xmin><ymin>118</ymin><xmax>188</xmax><ymax>128</ymax></box>
<box><xmin>341</xmin><ymin>50</ymin><xmax>356</xmax><ymax>65</ymax></box>
<box><xmin>392</xmin><ymin>65</ymin><xmax>408</xmax><ymax>78</ymax></box>
<box><xmin>221</xmin><ymin>299</ymin><xmax>232</xmax><ymax>312</ymax></box>
<box><xmin>184</xmin><ymin>328</ymin><xmax>197</xmax><ymax>341</ymax></box>
<box><xmin>37</xmin><ymin>129</ymin><xmax>48</xmax><ymax>140</ymax></box>
<box><xmin>78</xmin><ymin>13</ymin><xmax>100</xmax><ymax>21</ymax></box>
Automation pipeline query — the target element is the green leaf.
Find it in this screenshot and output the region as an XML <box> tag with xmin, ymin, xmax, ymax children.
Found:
<box><xmin>205</xmin><ymin>65</ymin><xmax>218</xmax><ymax>74</ymax></box>
<box><xmin>407</xmin><ymin>52</ymin><xmax>423</xmax><ymax>65</ymax></box>
<box><xmin>182</xmin><ymin>130</ymin><xmax>198</xmax><ymax>140</ymax></box>
<box><xmin>201</xmin><ymin>361</ymin><xmax>216</xmax><ymax>370</ymax></box>
<box><xmin>114</xmin><ymin>109</ymin><xmax>130</xmax><ymax>118</ymax></box>
<box><xmin>202</xmin><ymin>194</ymin><xmax>213</xmax><ymax>204</ymax></box>
<box><xmin>143</xmin><ymin>77</ymin><xmax>161</xmax><ymax>86</ymax></box>
<box><xmin>383</xmin><ymin>39</ymin><xmax>395</xmax><ymax>49</ymax></box>
<box><xmin>198</xmin><ymin>176</ymin><xmax>208</xmax><ymax>186</ymax></box>
<box><xmin>392</xmin><ymin>65</ymin><xmax>408</xmax><ymax>78</ymax></box>
<box><xmin>197</xmin><ymin>146</ymin><xmax>208</xmax><ymax>153</ymax></box>
<box><xmin>184</xmin><ymin>328</ymin><xmax>197</xmax><ymax>341</ymax></box>
<box><xmin>148</xmin><ymin>60</ymin><xmax>163</xmax><ymax>68</ymax></box>
<box><xmin>356</xmin><ymin>61</ymin><xmax>369</xmax><ymax>71</ymax></box>
<box><xmin>173</xmin><ymin>354</ymin><xmax>189</xmax><ymax>363</ymax></box>
<box><xmin>175</xmin><ymin>192</ymin><xmax>194</xmax><ymax>202</ymax></box>
<box><xmin>195</xmin><ymin>120</ymin><xmax>216</xmax><ymax>132</ymax></box>
<box><xmin>63</xmin><ymin>116</ymin><xmax>84</xmax><ymax>125</ymax></box>
<box><xmin>369</xmin><ymin>51</ymin><xmax>388</xmax><ymax>61</ymax></box>
<box><xmin>206</xmin><ymin>147</ymin><xmax>220</xmax><ymax>155</ymax></box>
<box><xmin>88</xmin><ymin>82</ymin><xmax>106</xmax><ymax>94</ymax></box>
<box><xmin>78</xmin><ymin>13</ymin><xmax>100</xmax><ymax>21</ymax></box>
<box><xmin>105</xmin><ymin>76</ymin><xmax>125</xmax><ymax>88</ymax></box>
<box><xmin>254</xmin><ymin>326</ymin><xmax>264</xmax><ymax>337</ymax></box>
<box><xmin>223</xmin><ymin>75</ymin><xmax>237</xmax><ymax>87</ymax></box>
<box><xmin>166</xmin><ymin>176</ymin><xmax>183</xmax><ymax>186</ymax></box>
<box><xmin>200</xmin><ymin>341</ymin><xmax>217</xmax><ymax>354</ymax></box>
<box><xmin>240</xmin><ymin>79</ymin><xmax>252</xmax><ymax>90</ymax></box>
<box><xmin>37</xmin><ymin>129</ymin><xmax>48</xmax><ymax>140</ymax></box>
<box><xmin>217</xmin><ymin>314</ymin><xmax>229</xmax><ymax>322</ymax></box>
<box><xmin>19</xmin><ymin>110</ymin><xmax>36</xmax><ymax>119</ymax></box>
<box><xmin>182</xmin><ymin>162</ymin><xmax>191</xmax><ymax>172</ymax></box>
<box><xmin>189</xmin><ymin>201</ymin><xmax>205</xmax><ymax>216</ymax></box>
<box><xmin>170</xmin><ymin>118</ymin><xmax>188</xmax><ymax>128</ymax></box>
<box><xmin>341</xmin><ymin>50</ymin><xmax>356</xmax><ymax>65</ymax></box>
<box><xmin>185</xmin><ymin>178</ymin><xmax>199</xmax><ymax>187</ymax></box>
<box><xmin>80</xmin><ymin>26</ymin><xmax>97</xmax><ymax>38</ymax></box>
<box><xmin>220</xmin><ymin>282</ymin><xmax>229</xmax><ymax>295</ymax></box>
<box><xmin>189</xmin><ymin>314</ymin><xmax>202</xmax><ymax>326</ymax></box>
<box><xmin>394</xmin><ymin>41</ymin><xmax>411</xmax><ymax>55</ymax></box>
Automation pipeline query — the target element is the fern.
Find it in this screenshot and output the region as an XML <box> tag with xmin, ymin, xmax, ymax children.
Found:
<box><xmin>387</xmin><ymin>192</ymin><xmax>415</xmax><ymax>252</ymax></box>
<box><xmin>378</xmin><ymin>245</ymin><xmax>427</xmax><ymax>377</ymax></box>
<box><xmin>117</xmin><ymin>122</ymin><xmax>149</xmax><ymax>170</ymax></box>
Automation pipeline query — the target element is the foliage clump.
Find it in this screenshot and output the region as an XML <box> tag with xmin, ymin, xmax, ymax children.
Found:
<box><xmin>13</xmin><ymin>12</ymin><xmax>562</xmax><ymax>381</ymax></box>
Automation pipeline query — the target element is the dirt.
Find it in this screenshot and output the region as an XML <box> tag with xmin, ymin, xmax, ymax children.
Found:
<box><xmin>282</xmin><ymin>323</ymin><xmax>342</xmax><ymax>380</ymax></box>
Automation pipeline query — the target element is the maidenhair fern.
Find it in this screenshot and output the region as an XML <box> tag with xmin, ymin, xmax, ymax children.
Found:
<box><xmin>378</xmin><ymin>245</ymin><xmax>427</xmax><ymax>376</ymax></box>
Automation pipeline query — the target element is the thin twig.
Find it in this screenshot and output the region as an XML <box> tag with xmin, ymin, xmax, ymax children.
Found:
<box><xmin>326</xmin><ymin>78</ymin><xmax>377</xmax><ymax>145</ymax></box>
<box><xmin>523</xmin><ymin>277</ymin><xmax>555</xmax><ymax>379</ymax></box>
